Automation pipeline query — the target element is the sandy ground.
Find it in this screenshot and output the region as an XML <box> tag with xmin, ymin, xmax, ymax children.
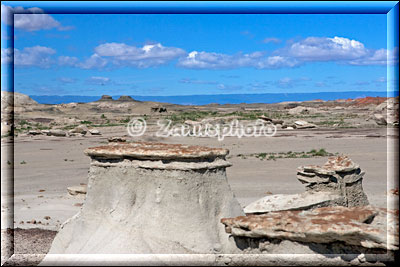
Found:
<box><xmin>1</xmin><ymin>123</ymin><xmax>398</xmax><ymax>265</ymax></box>
<box><xmin>2</xmin><ymin>126</ymin><xmax>397</xmax><ymax>229</ymax></box>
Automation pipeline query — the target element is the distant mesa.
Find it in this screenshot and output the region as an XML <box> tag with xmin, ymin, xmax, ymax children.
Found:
<box><xmin>97</xmin><ymin>95</ymin><xmax>140</xmax><ymax>102</ymax></box>
<box><xmin>117</xmin><ymin>95</ymin><xmax>135</xmax><ymax>102</ymax></box>
<box><xmin>98</xmin><ymin>95</ymin><xmax>113</xmax><ymax>101</ymax></box>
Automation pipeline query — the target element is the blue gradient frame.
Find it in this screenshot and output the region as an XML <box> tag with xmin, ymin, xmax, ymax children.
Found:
<box><xmin>1</xmin><ymin>1</ymin><xmax>399</xmax><ymax>265</ymax></box>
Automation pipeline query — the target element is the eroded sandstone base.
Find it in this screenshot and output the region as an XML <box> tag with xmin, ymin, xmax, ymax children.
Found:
<box><xmin>44</xmin><ymin>142</ymin><xmax>244</xmax><ymax>255</ymax></box>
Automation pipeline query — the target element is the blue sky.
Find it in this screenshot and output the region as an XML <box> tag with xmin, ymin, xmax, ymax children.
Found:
<box><xmin>1</xmin><ymin>3</ymin><xmax>398</xmax><ymax>96</ymax></box>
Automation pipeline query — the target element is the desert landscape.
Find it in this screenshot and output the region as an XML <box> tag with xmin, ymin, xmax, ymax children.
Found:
<box><xmin>1</xmin><ymin>91</ymin><xmax>399</xmax><ymax>265</ymax></box>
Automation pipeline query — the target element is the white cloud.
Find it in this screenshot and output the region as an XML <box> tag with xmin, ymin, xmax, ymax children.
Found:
<box><xmin>262</xmin><ymin>37</ymin><xmax>281</xmax><ymax>44</ymax></box>
<box><xmin>216</xmin><ymin>83</ymin><xmax>243</xmax><ymax>91</ymax></box>
<box><xmin>77</xmin><ymin>54</ymin><xmax>108</xmax><ymax>69</ymax></box>
<box><xmin>58</xmin><ymin>56</ymin><xmax>79</xmax><ymax>66</ymax></box>
<box><xmin>281</xmin><ymin>36</ymin><xmax>368</xmax><ymax>61</ymax></box>
<box><xmin>348</xmin><ymin>48</ymin><xmax>398</xmax><ymax>66</ymax></box>
<box><xmin>178</xmin><ymin>51</ymin><xmax>298</xmax><ymax>69</ymax></box>
<box><xmin>94</xmin><ymin>42</ymin><xmax>185</xmax><ymax>68</ymax></box>
<box><xmin>278</xmin><ymin>36</ymin><xmax>396</xmax><ymax>66</ymax></box>
<box><xmin>14</xmin><ymin>46</ymin><xmax>56</xmax><ymax>68</ymax></box>
<box><xmin>176</xmin><ymin>36</ymin><xmax>395</xmax><ymax>69</ymax></box>
<box><xmin>14</xmin><ymin>14</ymin><xmax>60</xmax><ymax>31</ymax></box>
<box><xmin>1</xmin><ymin>4</ymin><xmax>72</xmax><ymax>32</ymax></box>
<box><xmin>1</xmin><ymin>48</ymin><xmax>13</xmax><ymax>64</ymax></box>
<box><xmin>58</xmin><ymin>77</ymin><xmax>77</xmax><ymax>84</ymax></box>
<box><xmin>178</xmin><ymin>51</ymin><xmax>264</xmax><ymax>69</ymax></box>
<box><xmin>179</xmin><ymin>78</ymin><xmax>218</xmax><ymax>85</ymax></box>
<box><xmin>86</xmin><ymin>76</ymin><xmax>111</xmax><ymax>85</ymax></box>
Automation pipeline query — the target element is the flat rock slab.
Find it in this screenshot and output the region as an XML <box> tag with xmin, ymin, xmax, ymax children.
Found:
<box><xmin>84</xmin><ymin>142</ymin><xmax>229</xmax><ymax>160</ymax></box>
<box><xmin>244</xmin><ymin>192</ymin><xmax>344</xmax><ymax>214</ymax></box>
<box><xmin>67</xmin><ymin>185</ymin><xmax>87</xmax><ymax>196</ymax></box>
<box><xmin>222</xmin><ymin>206</ymin><xmax>399</xmax><ymax>250</ymax></box>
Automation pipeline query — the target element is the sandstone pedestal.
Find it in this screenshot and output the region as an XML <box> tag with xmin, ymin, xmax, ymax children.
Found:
<box><xmin>45</xmin><ymin>142</ymin><xmax>244</xmax><ymax>255</ymax></box>
<box><xmin>244</xmin><ymin>156</ymin><xmax>369</xmax><ymax>214</ymax></box>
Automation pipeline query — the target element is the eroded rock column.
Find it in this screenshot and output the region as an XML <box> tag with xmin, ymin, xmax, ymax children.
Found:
<box><xmin>46</xmin><ymin>142</ymin><xmax>244</xmax><ymax>254</ymax></box>
<box><xmin>297</xmin><ymin>155</ymin><xmax>369</xmax><ymax>207</ymax></box>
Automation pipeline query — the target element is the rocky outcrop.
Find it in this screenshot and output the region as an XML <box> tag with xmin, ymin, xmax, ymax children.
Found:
<box><xmin>244</xmin><ymin>192</ymin><xmax>344</xmax><ymax>214</ymax></box>
<box><xmin>97</xmin><ymin>95</ymin><xmax>113</xmax><ymax>101</ymax></box>
<box><xmin>151</xmin><ymin>106</ymin><xmax>167</xmax><ymax>113</ymax></box>
<box><xmin>43</xmin><ymin>142</ymin><xmax>244</xmax><ymax>256</ymax></box>
<box><xmin>297</xmin><ymin>156</ymin><xmax>369</xmax><ymax>207</ymax></box>
<box><xmin>116</xmin><ymin>95</ymin><xmax>135</xmax><ymax>102</ymax></box>
<box><xmin>108</xmin><ymin>136</ymin><xmax>126</xmax><ymax>143</ymax></box>
<box><xmin>372</xmin><ymin>97</ymin><xmax>399</xmax><ymax>126</ymax></box>
<box><xmin>288</xmin><ymin>106</ymin><xmax>318</xmax><ymax>115</ymax></box>
<box><xmin>222</xmin><ymin>206</ymin><xmax>399</xmax><ymax>251</ymax></box>
<box><xmin>88</xmin><ymin>129</ymin><xmax>101</xmax><ymax>135</ymax></box>
<box><xmin>1</xmin><ymin>91</ymin><xmax>38</xmax><ymax>107</ymax></box>
<box><xmin>294</xmin><ymin>120</ymin><xmax>318</xmax><ymax>129</ymax></box>
<box><xmin>69</xmin><ymin>125</ymin><xmax>88</xmax><ymax>135</ymax></box>
<box><xmin>44</xmin><ymin>130</ymin><xmax>67</xmax><ymax>137</ymax></box>
<box><xmin>244</xmin><ymin>156</ymin><xmax>368</xmax><ymax>214</ymax></box>
<box><xmin>67</xmin><ymin>185</ymin><xmax>87</xmax><ymax>196</ymax></box>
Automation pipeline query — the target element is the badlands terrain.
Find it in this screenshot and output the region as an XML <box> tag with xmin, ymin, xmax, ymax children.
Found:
<box><xmin>1</xmin><ymin>91</ymin><xmax>399</xmax><ymax>265</ymax></box>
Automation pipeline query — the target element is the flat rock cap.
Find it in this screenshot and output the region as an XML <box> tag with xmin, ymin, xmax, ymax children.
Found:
<box><xmin>84</xmin><ymin>142</ymin><xmax>229</xmax><ymax>160</ymax></box>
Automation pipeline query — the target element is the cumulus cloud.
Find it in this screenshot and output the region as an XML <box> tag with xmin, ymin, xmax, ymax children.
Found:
<box><xmin>14</xmin><ymin>46</ymin><xmax>56</xmax><ymax>68</ymax></box>
<box><xmin>178</xmin><ymin>36</ymin><xmax>395</xmax><ymax>70</ymax></box>
<box><xmin>180</xmin><ymin>78</ymin><xmax>218</xmax><ymax>85</ymax></box>
<box><xmin>1</xmin><ymin>48</ymin><xmax>13</xmax><ymax>64</ymax></box>
<box><xmin>94</xmin><ymin>42</ymin><xmax>185</xmax><ymax>68</ymax></box>
<box><xmin>58</xmin><ymin>77</ymin><xmax>77</xmax><ymax>84</ymax></box>
<box><xmin>278</xmin><ymin>36</ymin><xmax>397</xmax><ymax>66</ymax></box>
<box><xmin>77</xmin><ymin>54</ymin><xmax>108</xmax><ymax>69</ymax></box>
<box><xmin>1</xmin><ymin>4</ymin><xmax>71</xmax><ymax>31</ymax></box>
<box><xmin>262</xmin><ymin>37</ymin><xmax>281</xmax><ymax>44</ymax></box>
<box><xmin>281</xmin><ymin>36</ymin><xmax>368</xmax><ymax>61</ymax></box>
<box><xmin>178</xmin><ymin>51</ymin><xmax>298</xmax><ymax>69</ymax></box>
<box><xmin>58</xmin><ymin>56</ymin><xmax>79</xmax><ymax>67</ymax></box>
<box><xmin>217</xmin><ymin>83</ymin><xmax>243</xmax><ymax>91</ymax></box>
<box><xmin>86</xmin><ymin>76</ymin><xmax>111</xmax><ymax>85</ymax></box>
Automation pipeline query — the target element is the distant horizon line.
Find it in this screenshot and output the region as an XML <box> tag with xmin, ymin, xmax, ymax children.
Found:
<box><xmin>3</xmin><ymin>90</ymin><xmax>396</xmax><ymax>98</ymax></box>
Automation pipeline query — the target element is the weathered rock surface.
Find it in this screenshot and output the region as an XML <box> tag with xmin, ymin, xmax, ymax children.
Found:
<box><xmin>244</xmin><ymin>156</ymin><xmax>369</xmax><ymax>216</ymax></box>
<box><xmin>373</xmin><ymin>97</ymin><xmax>399</xmax><ymax>126</ymax></box>
<box><xmin>67</xmin><ymin>185</ymin><xmax>87</xmax><ymax>196</ymax></box>
<box><xmin>108</xmin><ymin>136</ymin><xmax>126</xmax><ymax>143</ymax></box>
<box><xmin>117</xmin><ymin>95</ymin><xmax>136</xmax><ymax>102</ymax></box>
<box><xmin>43</xmin><ymin>142</ymin><xmax>244</xmax><ymax>256</ymax></box>
<box><xmin>69</xmin><ymin>125</ymin><xmax>88</xmax><ymax>135</ymax></box>
<box><xmin>244</xmin><ymin>192</ymin><xmax>344</xmax><ymax>214</ymax></box>
<box><xmin>28</xmin><ymin>130</ymin><xmax>42</xmax><ymax>135</ymax></box>
<box><xmin>1</xmin><ymin>91</ymin><xmax>38</xmax><ymax>106</ymax></box>
<box><xmin>288</xmin><ymin>106</ymin><xmax>318</xmax><ymax>115</ymax></box>
<box><xmin>373</xmin><ymin>114</ymin><xmax>387</xmax><ymax>125</ymax></box>
<box><xmin>294</xmin><ymin>120</ymin><xmax>318</xmax><ymax>129</ymax></box>
<box><xmin>221</xmin><ymin>206</ymin><xmax>399</xmax><ymax>251</ymax></box>
<box><xmin>88</xmin><ymin>129</ymin><xmax>101</xmax><ymax>135</ymax></box>
<box><xmin>151</xmin><ymin>106</ymin><xmax>167</xmax><ymax>113</ymax></box>
<box><xmin>46</xmin><ymin>130</ymin><xmax>67</xmax><ymax>137</ymax></box>
<box><xmin>98</xmin><ymin>95</ymin><xmax>113</xmax><ymax>101</ymax></box>
<box><xmin>84</xmin><ymin>142</ymin><xmax>230</xmax><ymax>160</ymax></box>
<box><xmin>297</xmin><ymin>156</ymin><xmax>369</xmax><ymax>207</ymax></box>
<box><xmin>258</xmin><ymin>115</ymin><xmax>284</xmax><ymax>125</ymax></box>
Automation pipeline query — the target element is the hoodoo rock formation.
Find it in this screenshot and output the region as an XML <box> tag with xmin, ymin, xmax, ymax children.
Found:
<box><xmin>297</xmin><ymin>155</ymin><xmax>369</xmax><ymax>207</ymax></box>
<box><xmin>244</xmin><ymin>156</ymin><xmax>369</xmax><ymax>214</ymax></box>
<box><xmin>221</xmin><ymin>206</ymin><xmax>399</xmax><ymax>253</ymax></box>
<box><xmin>44</xmin><ymin>142</ymin><xmax>244</xmax><ymax>255</ymax></box>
